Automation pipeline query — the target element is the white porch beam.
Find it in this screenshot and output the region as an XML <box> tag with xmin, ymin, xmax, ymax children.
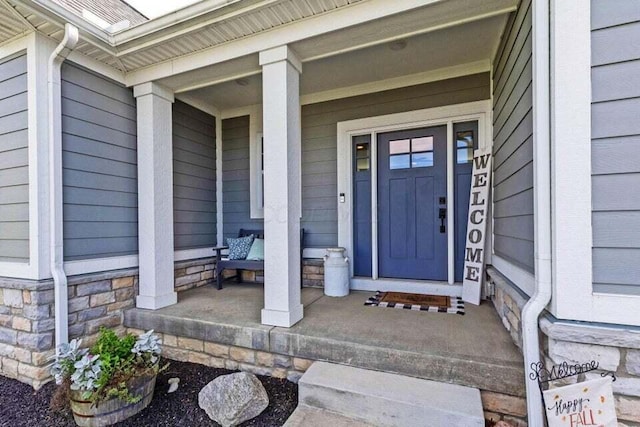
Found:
<box><xmin>134</xmin><ymin>82</ymin><xmax>177</xmax><ymax>310</ymax></box>
<box><xmin>125</xmin><ymin>0</ymin><xmax>517</xmax><ymax>87</ymax></box>
<box><xmin>259</xmin><ymin>45</ymin><xmax>303</xmax><ymax>327</ymax></box>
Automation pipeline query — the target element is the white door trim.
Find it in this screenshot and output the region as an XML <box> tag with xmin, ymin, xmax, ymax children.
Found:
<box><xmin>337</xmin><ymin>100</ymin><xmax>492</xmax><ymax>288</ymax></box>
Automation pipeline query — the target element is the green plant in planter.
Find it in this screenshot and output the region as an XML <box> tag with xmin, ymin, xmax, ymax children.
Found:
<box><xmin>51</xmin><ymin>328</ymin><xmax>167</xmax><ymax>408</ymax></box>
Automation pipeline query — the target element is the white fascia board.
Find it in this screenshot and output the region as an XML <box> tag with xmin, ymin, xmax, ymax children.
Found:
<box><xmin>113</xmin><ymin>0</ymin><xmax>278</xmax><ymax>47</ymax></box>
<box><xmin>125</xmin><ymin>0</ymin><xmax>444</xmax><ymax>86</ymax></box>
<box><xmin>67</xmin><ymin>50</ymin><xmax>125</xmax><ymax>83</ymax></box>
<box><xmin>174</xmin><ymin>93</ymin><xmax>220</xmax><ymax>117</ymax></box>
<box><xmin>14</xmin><ymin>0</ymin><xmax>115</xmax><ymax>51</ymax></box>
<box><xmin>118</xmin><ymin>0</ymin><xmax>440</xmax><ymax>57</ymax></box>
<box><xmin>0</xmin><ymin>32</ymin><xmax>30</xmax><ymax>57</ymax></box>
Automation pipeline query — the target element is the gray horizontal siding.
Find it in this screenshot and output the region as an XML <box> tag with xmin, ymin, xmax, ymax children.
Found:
<box><xmin>61</xmin><ymin>63</ymin><xmax>137</xmax><ymax>261</ymax></box>
<box><xmin>301</xmin><ymin>73</ymin><xmax>490</xmax><ymax>247</ymax></box>
<box><xmin>591</xmin><ymin>0</ymin><xmax>640</xmax><ymax>295</ymax></box>
<box><xmin>491</xmin><ymin>0</ymin><xmax>534</xmax><ymax>273</ymax></box>
<box><xmin>222</xmin><ymin>115</ymin><xmax>262</xmax><ymax>242</ymax></box>
<box><xmin>173</xmin><ymin>101</ymin><xmax>217</xmax><ymax>250</ymax></box>
<box><xmin>0</xmin><ymin>52</ymin><xmax>28</xmax><ymax>263</ymax></box>
<box><xmin>222</xmin><ymin>75</ymin><xmax>490</xmax><ymax>248</ymax></box>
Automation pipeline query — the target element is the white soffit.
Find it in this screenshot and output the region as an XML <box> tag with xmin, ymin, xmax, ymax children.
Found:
<box><xmin>3</xmin><ymin>0</ymin><xmax>515</xmax><ymax>78</ymax></box>
<box><xmin>181</xmin><ymin>14</ymin><xmax>505</xmax><ymax>110</ymax></box>
<box><xmin>0</xmin><ymin>1</ymin><xmax>31</xmax><ymax>42</ymax></box>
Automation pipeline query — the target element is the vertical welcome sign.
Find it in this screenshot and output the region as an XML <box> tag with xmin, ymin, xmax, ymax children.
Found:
<box><xmin>462</xmin><ymin>148</ymin><xmax>492</xmax><ymax>305</ymax></box>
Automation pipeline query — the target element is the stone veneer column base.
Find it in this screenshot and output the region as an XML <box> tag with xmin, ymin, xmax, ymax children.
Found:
<box><xmin>0</xmin><ymin>257</ymin><xmax>216</xmax><ymax>389</ymax></box>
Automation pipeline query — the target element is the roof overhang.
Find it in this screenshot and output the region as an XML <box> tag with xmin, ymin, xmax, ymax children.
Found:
<box><xmin>2</xmin><ymin>0</ymin><xmax>517</xmax><ymax>88</ymax></box>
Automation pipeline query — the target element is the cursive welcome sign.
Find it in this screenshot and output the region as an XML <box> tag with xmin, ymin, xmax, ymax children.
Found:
<box><xmin>462</xmin><ymin>148</ymin><xmax>492</xmax><ymax>305</ymax></box>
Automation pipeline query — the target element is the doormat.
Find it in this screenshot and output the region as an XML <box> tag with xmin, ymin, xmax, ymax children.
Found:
<box><xmin>364</xmin><ymin>291</ymin><xmax>465</xmax><ymax>315</ymax></box>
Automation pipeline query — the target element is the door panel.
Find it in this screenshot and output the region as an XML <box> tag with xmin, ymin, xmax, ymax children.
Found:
<box><xmin>352</xmin><ymin>135</ymin><xmax>372</xmax><ymax>277</ymax></box>
<box><xmin>415</xmin><ymin>176</ymin><xmax>435</xmax><ymax>260</ymax></box>
<box><xmin>378</xmin><ymin>126</ymin><xmax>448</xmax><ymax>280</ymax></box>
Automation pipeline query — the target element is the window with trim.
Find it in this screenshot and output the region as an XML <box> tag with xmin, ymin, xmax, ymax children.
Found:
<box><xmin>250</xmin><ymin>130</ymin><xmax>302</xmax><ymax>219</ymax></box>
<box><xmin>250</xmin><ymin>131</ymin><xmax>264</xmax><ymax>218</ymax></box>
<box><xmin>388</xmin><ymin>136</ymin><xmax>434</xmax><ymax>169</ymax></box>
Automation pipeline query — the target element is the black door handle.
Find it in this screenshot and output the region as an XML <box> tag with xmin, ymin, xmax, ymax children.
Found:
<box><xmin>439</xmin><ymin>208</ymin><xmax>446</xmax><ymax>233</ymax></box>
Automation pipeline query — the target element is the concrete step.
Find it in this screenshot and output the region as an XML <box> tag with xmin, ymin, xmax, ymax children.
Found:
<box><xmin>297</xmin><ymin>362</ymin><xmax>485</xmax><ymax>427</ymax></box>
<box><xmin>284</xmin><ymin>406</ymin><xmax>375</xmax><ymax>427</ymax></box>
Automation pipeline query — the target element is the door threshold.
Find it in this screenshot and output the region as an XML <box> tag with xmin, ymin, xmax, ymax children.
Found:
<box><xmin>351</xmin><ymin>277</ymin><xmax>462</xmax><ymax>296</ymax></box>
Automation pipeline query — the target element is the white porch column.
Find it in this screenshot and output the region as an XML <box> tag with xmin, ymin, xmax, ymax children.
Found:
<box><xmin>259</xmin><ymin>46</ymin><xmax>303</xmax><ymax>327</ymax></box>
<box><xmin>133</xmin><ymin>82</ymin><xmax>177</xmax><ymax>309</ymax></box>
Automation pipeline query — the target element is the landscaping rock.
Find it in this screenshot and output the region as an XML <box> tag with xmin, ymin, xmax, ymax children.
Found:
<box><xmin>198</xmin><ymin>372</ymin><xmax>269</xmax><ymax>427</ymax></box>
<box><xmin>168</xmin><ymin>377</ymin><xmax>179</xmax><ymax>393</ymax></box>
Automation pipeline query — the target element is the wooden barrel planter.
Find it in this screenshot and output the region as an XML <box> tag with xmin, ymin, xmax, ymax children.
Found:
<box><xmin>70</xmin><ymin>375</ymin><xmax>156</xmax><ymax>427</ymax></box>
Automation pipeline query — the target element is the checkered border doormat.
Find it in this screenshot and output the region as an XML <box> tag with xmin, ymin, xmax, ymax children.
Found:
<box><xmin>364</xmin><ymin>291</ymin><xmax>465</xmax><ymax>315</ymax></box>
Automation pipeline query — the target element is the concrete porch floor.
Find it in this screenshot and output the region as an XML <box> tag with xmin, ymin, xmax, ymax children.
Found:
<box><xmin>124</xmin><ymin>284</ymin><xmax>525</xmax><ymax>397</ymax></box>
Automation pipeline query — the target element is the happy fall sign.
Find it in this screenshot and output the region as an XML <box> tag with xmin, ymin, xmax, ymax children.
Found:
<box><xmin>542</xmin><ymin>377</ymin><xmax>617</xmax><ymax>427</ymax></box>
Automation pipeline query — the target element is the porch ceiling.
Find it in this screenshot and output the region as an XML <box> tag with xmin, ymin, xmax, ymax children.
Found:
<box><xmin>2</xmin><ymin>0</ymin><xmax>514</xmax><ymax>95</ymax></box>
<box><xmin>175</xmin><ymin>13</ymin><xmax>508</xmax><ymax>111</ymax></box>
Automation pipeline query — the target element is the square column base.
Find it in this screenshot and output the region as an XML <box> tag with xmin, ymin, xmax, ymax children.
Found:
<box><xmin>261</xmin><ymin>304</ymin><xmax>304</xmax><ymax>327</ymax></box>
<box><xmin>136</xmin><ymin>292</ymin><xmax>177</xmax><ymax>310</ymax></box>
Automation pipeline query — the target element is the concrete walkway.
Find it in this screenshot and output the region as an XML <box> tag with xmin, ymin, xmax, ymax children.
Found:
<box><xmin>124</xmin><ymin>284</ymin><xmax>524</xmax><ymax>396</ymax></box>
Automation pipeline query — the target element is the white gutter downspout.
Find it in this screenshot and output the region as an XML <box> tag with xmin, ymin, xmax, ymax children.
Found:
<box><xmin>49</xmin><ymin>23</ymin><xmax>79</xmax><ymax>348</ymax></box>
<box><xmin>521</xmin><ymin>0</ymin><xmax>551</xmax><ymax>425</ymax></box>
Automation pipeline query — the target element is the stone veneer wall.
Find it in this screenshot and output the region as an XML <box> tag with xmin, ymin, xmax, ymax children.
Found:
<box><xmin>302</xmin><ymin>259</ymin><xmax>324</xmax><ymax>287</ymax></box>
<box><xmin>487</xmin><ymin>268</ymin><xmax>640</xmax><ymax>426</ymax></box>
<box><xmin>221</xmin><ymin>259</ymin><xmax>325</xmax><ymax>288</ymax></box>
<box><xmin>0</xmin><ymin>257</ymin><xmax>215</xmax><ymax>389</ymax></box>
<box><xmin>126</xmin><ymin>327</ymin><xmax>313</xmax><ymax>383</ymax></box>
<box><xmin>124</xmin><ymin>328</ymin><xmax>529</xmax><ymax>426</ymax></box>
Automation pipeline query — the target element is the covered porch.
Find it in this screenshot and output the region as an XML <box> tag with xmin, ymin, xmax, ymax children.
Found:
<box><xmin>124</xmin><ymin>284</ymin><xmax>525</xmax><ymax>399</ymax></box>
<box><xmin>132</xmin><ymin>0</ymin><xmax>519</xmax><ymax>329</ymax></box>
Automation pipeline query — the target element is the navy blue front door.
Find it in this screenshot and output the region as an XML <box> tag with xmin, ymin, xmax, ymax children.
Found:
<box><xmin>377</xmin><ymin>126</ymin><xmax>448</xmax><ymax>280</ymax></box>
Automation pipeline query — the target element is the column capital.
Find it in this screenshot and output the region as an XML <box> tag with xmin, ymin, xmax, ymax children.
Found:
<box><xmin>259</xmin><ymin>45</ymin><xmax>302</xmax><ymax>73</ymax></box>
<box><xmin>133</xmin><ymin>81</ymin><xmax>175</xmax><ymax>103</ymax></box>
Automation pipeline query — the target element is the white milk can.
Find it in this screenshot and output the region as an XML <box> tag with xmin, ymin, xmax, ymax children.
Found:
<box><xmin>323</xmin><ymin>247</ymin><xmax>350</xmax><ymax>297</ymax></box>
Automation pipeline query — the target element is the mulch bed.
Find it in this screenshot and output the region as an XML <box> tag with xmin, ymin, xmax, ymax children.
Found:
<box><xmin>0</xmin><ymin>359</ymin><xmax>298</xmax><ymax>427</ymax></box>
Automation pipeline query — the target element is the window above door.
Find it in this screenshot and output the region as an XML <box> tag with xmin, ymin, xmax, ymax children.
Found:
<box><xmin>389</xmin><ymin>136</ymin><xmax>434</xmax><ymax>170</ymax></box>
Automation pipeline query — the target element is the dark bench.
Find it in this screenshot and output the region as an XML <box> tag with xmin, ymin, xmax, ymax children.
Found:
<box><xmin>213</xmin><ymin>228</ymin><xmax>305</xmax><ymax>290</ymax></box>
